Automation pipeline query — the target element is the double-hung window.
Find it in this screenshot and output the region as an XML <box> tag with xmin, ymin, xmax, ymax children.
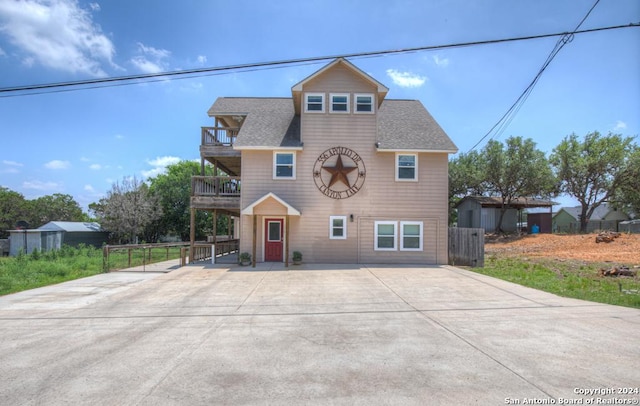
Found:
<box><xmin>273</xmin><ymin>152</ymin><xmax>295</xmax><ymax>179</ymax></box>
<box><xmin>374</xmin><ymin>221</ymin><xmax>397</xmax><ymax>251</ymax></box>
<box><xmin>305</xmin><ymin>93</ymin><xmax>325</xmax><ymax>113</ymax></box>
<box><xmin>330</xmin><ymin>93</ymin><xmax>349</xmax><ymax>113</ymax></box>
<box><xmin>354</xmin><ymin>94</ymin><xmax>374</xmax><ymax>113</ymax></box>
<box><xmin>329</xmin><ymin>216</ymin><xmax>347</xmax><ymax>239</ymax></box>
<box><xmin>400</xmin><ymin>221</ymin><xmax>423</xmax><ymax>251</ymax></box>
<box><xmin>396</xmin><ymin>154</ymin><xmax>417</xmax><ymax>181</ymax></box>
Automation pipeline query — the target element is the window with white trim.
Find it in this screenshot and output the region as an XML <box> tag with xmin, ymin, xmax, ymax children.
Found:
<box><xmin>396</xmin><ymin>154</ymin><xmax>417</xmax><ymax>181</ymax></box>
<box><xmin>374</xmin><ymin>221</ymin><xmax>397</xmax><ymax>251</ymax></box>
<box><xmin>330</xmin><ymin>93</ymin><xmax>349</xmax><ymax>113</ymax></box>
<box><xmin>329</xmin><ymin>216</ymin><xmax>347</xmax><ymax>239</ymax></box>
<box><xmin>273</xmin><ymin>152</ymin><xmax>296</xmax><ymax>179</ymax></box>
<box><xmin>305</xmin><ymin>93</ymin><xmax>325</xmax><ymax>113</ymax></box>
<box><xmin>354</xmin><ymin>94</ymin><xmax>374</xmax><ymax>113</ymax></box>
<box><xmin>400</xmin><ymin>221</ymin><xmax>423</xmax><ymax>251</ymax></box>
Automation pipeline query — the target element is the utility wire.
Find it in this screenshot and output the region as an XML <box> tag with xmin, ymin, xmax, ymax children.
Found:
<box><xmin>0</xmin><ymin>21</ymin><xmax>637</xmax><ymax>98</ymax></box>
<box><xmin>467</xmin><ymin>0</ymin><xmax>603</xmax><ymax>152</ymax></box>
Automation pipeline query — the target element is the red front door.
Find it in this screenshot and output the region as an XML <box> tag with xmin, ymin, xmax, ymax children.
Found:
<box><xmin>265</xmin><ymin>219</ymin><xmax>283</xmax><ymax>262</ymax></box>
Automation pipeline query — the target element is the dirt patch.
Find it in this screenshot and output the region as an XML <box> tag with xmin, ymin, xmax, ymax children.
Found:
<box><xmin>485</xmin><ymin>233</ymin><xmax>640</xmax><ymax>266</ymax></box>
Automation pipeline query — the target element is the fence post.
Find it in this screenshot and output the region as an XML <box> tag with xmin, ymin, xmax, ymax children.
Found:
<box><xmin>211</xmin><ymin>244</ymin><xmax>215</xmax><ymax>264</ymax></box>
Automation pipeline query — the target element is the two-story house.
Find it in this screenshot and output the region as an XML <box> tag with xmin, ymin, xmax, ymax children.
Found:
<box><xmin>190</xmin><ymin>58</ymin><xmax>458</xmax><ymax>266</ymax></box>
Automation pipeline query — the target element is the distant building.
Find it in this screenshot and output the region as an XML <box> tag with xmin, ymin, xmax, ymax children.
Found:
<box><xmin>8</xmin><ymin>221</ymin><xmax>109</xmax><ymax>256</ymax></box>
<box><xmin>552</xmin><ymin>203</ymin><xmax>630</xmax><ymax>233</ymax></box>
<box><xmin>455</xmin><ymin>196</ymin><xmax>555</xmax><ymax>233</ymax></box>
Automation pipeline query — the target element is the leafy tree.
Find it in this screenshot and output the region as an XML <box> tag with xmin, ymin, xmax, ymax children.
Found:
<box><xmin>147</xmin><ymin>160</ymin><xmax>228</xmax><ymax>241</ymax></box>
<box><xmin>481</xmin><ymin>136</ymin><xmax>556</xmax><ymax>232</ymax></box>
<box><xmin>28</xmin><ymin>193</ymin><xmax>84</xmax><ymax>228</ymax></box>
<box><xmin>449</xmin><ymin>151</ymin><xmax>486</xmax><ymax>224</ymax></box>
<box><xmin>0</xmin><ymin>187</ymin><xmax>29</xmax><ymax>237</ymax></box>
<box><xmin>92</xmin><ymin>176</ymin><xmax>162</xmax><ymax>244</ymax></box>
<box><xmin>611</xmin><ymin>145</ymin><xmax>640</xmax><ymax>218</ymax></box>
<box><xmin>549</xmin><ymin>131</ymin><xmax>635</xmax><ymax>233</ymax></box>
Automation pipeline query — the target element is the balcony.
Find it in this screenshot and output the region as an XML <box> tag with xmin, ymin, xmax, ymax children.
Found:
<box><xmin>191</xmin><ymin>176</ymin><xmax>241</xmax><ymax>212</ymax></box>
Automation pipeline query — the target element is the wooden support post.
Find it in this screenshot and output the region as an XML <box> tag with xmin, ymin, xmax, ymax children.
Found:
<box><xmin>190</xmin><ymin>208</ymin><xmax>195</xmax><ymax>264</ymax></box>
<box><xmin>252</xmin><ymin>215</ymin><xmax>257</xmax><ymax>268</ymax></box>
<box><xmin>213</xmin><ymin>209</ymin><xmax>218</xmax><ymax>243</ymax></box>
<box><xmin>285</xmin><ymin>215</ymin><xmax>290</xmax><ymax>267</ymax></box>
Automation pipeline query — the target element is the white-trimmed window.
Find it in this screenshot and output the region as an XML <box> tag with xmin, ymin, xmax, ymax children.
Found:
<box><xmin>400</xmin><ymin>221</ymin><xmax>423</xmax><ymax>251</ymax></box>
<box><xmin>329</xmin><ymin>216</ymin><xmax>347</xmax><ymax>239</ymax></box>
<box><xmin>354</xmin><ymin>93</ymin><xmax>374</xmax><ymax>113</ymax></box>
<box><xmin>305</xmin><ymin>93</ymin><xmax>325</xmax><ymax>113</ymax></box>
<box><xmin>396</xmin><ymin>154</ymin><xmax>417</xmax><ymax>181</ymax></box>
<box><xmin>273</xmin><ymin>152</ymin><xmax>296</xmax><ymax>179</ymax></box>
<box><xmin>330</xmin><ymin>93</ymin><xmax>350</xmax><ymax>113</ymax></box>
<box><xmin>375</xmin><ymin>221</ymin><xmax>397</xmax><ymax>251</ymax></box>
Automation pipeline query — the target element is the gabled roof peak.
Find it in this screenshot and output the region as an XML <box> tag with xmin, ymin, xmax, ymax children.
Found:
<box><xmin>290</xmin><ymin>58</ymin><xmax>389</xmax><ymax>115</ymax></box>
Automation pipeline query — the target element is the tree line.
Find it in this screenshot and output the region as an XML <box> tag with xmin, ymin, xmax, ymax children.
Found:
<box><xmin>1</xmin><ymin>161</ymin><xmax>230</xmax><ymax>243</ymax></box>
<box><xmin>450</xmin><ymin>131</ymin><xmax>639</xmax><ymax>232</ymax></box>
<box><xmin>0</xmin><ymin>190</ymin><xmax>87</xmax><ymax>238</ymax></box>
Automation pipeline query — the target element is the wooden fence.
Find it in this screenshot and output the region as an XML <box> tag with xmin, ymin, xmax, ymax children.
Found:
<box><xmin>448</xmin><ymin>227</ymin><xmax>484</xmax><ymax>267</ymax></box>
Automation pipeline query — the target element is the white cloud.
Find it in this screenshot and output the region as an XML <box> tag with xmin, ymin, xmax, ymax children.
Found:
<box><xmin>3</xmin><ymin>160</ymin><xmax>23</xmax><ymax>167</ymax></box>
<box><xmin>386</xmin><ymin>69</ymin><xmax>427</xmax><ymax>88</ymax></box>
<box><xmin>80</xmin><ymin>156</ymin><xmax>90</xmax><ymax>162</ymax></box>
<box><xmin>130</xmin><ymin>42</ymin><xmax>170</xmax><ymax>74</ymax></box>
<box><xmin>0</xmin><ymin>0</ymin><xmax>117</xmax><ymax>76</ymax></box>
<box><xmin>0</xmin><ymin>46</ymin><xmax>5</xmax><ymax>56</ymax></box>
<box><xmin>84</xmin><ymin>184</ymin><xmax>95</xmax><ymax>192</ymax></box>
<box><xmin>23</xmin><ymin>180</ymin><xmax>61</xmax><ymax>191</ymax></box>
<box><xmin>114</xmin><ymin>134</ymin><xmax>124</xmax><ymax>140</ymax></box>
<box><xmin>89</xmin><ymin>163</ymin><xmax>101</xmax><ymax>170</ymax></box>
<box><xmin>433</xmin><ymin>55</ymin><xmax>450</xmax><ymax>67</ymax></box>
<box><xmin>44</xmin><ymin>160</ymin><xmax>70</xmax><ymax>169</ymax></box>
<box><xmin>613</xmin><ymin>120</ymin><xmax>627</xmax><ymax>131</ymax></box>
<box><xmin>197</xmin><ymin>55</ymin><xmax>207</xmax><ymax>64</ymax></box>
<box><xmin>88</xmin><ymin>2</ymin><xmax>100</xmax><ymax>11</ymax></box>
<box><xmin>142</xmin><ymin>156</ymin><xmax>181</xmax><ymax>178</ymax></box>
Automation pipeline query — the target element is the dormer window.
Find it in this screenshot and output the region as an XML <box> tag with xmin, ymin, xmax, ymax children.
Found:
<box><xmin>355</xmin><ymin>94</ymin><xmax>374</xmax><ymax>113</ymax></box>
<box><xmin>330</xmin><ymin>93</ymin><xmax>349</xmax><ymax>113</ymax></box>
<box><xmin>305</xmin><ymin>93</ymin><xmax>325</xmax><ymax>113</ymax></box>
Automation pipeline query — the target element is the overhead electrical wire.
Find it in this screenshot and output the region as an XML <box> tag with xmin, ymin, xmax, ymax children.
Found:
<box><xmin>466</xmin><ymin>0</ymin><xmax>603</xmax><ymax>152</ymax></box>
<box><xmin>0</xmin><ymin>21</ymin><xmax>637</xmax><ymax>98</ymax></box>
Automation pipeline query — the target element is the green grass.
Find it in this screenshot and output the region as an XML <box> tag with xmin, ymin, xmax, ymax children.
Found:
<box><xmin>472</xmin><ymin>256</ymin><xmax>640</xmax><ymax>309</ymax></box>
<box><xmin>0</xmin><ymin>245</ymin><xmax>183</xmax><ymax>296</ymax></box>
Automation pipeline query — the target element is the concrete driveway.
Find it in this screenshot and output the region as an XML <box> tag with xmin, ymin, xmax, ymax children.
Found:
<box><xmin>1</xmin><ymin>263</ymin><xmax>638</xmax><ymax>405</ymax></box>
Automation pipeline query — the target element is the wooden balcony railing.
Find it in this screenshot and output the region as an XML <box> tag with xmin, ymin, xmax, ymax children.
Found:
<box><xmin>201</xmin><ymin>126</ymin><xmax>239</xmax><ymax>146</ymax></box>
<box><xmin>191</xmin><ymin>176</ymin><xmax>241</xmax><ymax>197</ymax></box>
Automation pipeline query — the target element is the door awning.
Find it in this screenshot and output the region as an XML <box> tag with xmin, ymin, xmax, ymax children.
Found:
<box><xmin>241</xmin><ymin>192</ymin><xmax>301</xmax><ymax>216</ymax></box>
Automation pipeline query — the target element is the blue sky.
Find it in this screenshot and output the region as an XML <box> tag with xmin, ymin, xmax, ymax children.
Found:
<box><xmin>0</xmin><ymin>0</ymin><xmax>638</xmax><ymax>212</ymax></box>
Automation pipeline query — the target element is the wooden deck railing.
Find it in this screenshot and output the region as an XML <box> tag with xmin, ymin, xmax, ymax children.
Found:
<box><xmin>201</xmin><ymin>126</ymin><xmax>239</xmax><ymax>146</ymax></box>
<box><xmin>188</xmin><ymin>239</ymin><xmax>240</xmax><ymax>264</ymax></box>
<box><xmin>191</xmin><ymin>176</ymin><xmax>241</xmax><ymax>196</ymax></box>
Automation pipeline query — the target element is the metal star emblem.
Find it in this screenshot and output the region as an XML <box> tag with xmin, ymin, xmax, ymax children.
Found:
<box><xmin>322</xmin><ymin>154</ymin><xmax>357</xmax><ymax>188</ymax></box>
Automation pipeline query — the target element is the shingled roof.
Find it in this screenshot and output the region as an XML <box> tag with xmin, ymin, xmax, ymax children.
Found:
<box><xmin>208</xmin><ymin>97</ymin><xmax>456</xmax><ymax>152</ymax></box>
<box><xmin>377</xmin><ymin>99</ymin><xmax>457</xmax><ymax>152</ymax></box>
<box><xmin>208</xmin><ymin>97</ymin><xmax>301</xmax><ymax>149</ymax></box>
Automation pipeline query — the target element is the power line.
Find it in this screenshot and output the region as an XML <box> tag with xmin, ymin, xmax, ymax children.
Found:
<box><xmin>466</xmin><ymin>0</ymin><xmax>603</xmax><ymax>152</ymax></box>
<box><xmin>0</xmin><ymin>22</ymin><xmax>637</xmax><ymax>98</ymax></box>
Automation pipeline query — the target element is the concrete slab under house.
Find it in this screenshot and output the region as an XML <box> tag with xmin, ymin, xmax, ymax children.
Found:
<box><xmin>190</xmin><ymin>58</ymin><xmax>458</xmax><ymax>266</ymax></box>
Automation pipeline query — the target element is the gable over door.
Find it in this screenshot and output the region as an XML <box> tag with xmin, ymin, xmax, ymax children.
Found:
<box><xmin>264</xmin><ymin>218</ymin><xmax>283</xmax><ymax>262</ymax></box>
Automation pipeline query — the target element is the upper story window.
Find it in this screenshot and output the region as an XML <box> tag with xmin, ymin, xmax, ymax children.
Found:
<box><xmin>305</xmin><ymin>93</ymin><xmax>325</xmax><ymax>113</ymax></box>
<box><xmin>273</xmin><ymin>152</ymin><xmax>296</xmax><ymax>179</ymax></box>
<box><xmin>330</xmin><ymin>93</ymin><xmax>349</xmax><ymax>113</ymax></box>
<box><xmin>354</xmin><ymin>94</ymin><xmax>374</xmax><ymax>113</ymax></box>
<box><xmin>329</xmin><ymin>216</ymin><xmax>347</xmax><ymax>239</ymax></box>
<box><xmin>396</xmin><ymin>153</ymin><xmax>417</xmax><ymax>181</ymax></box>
